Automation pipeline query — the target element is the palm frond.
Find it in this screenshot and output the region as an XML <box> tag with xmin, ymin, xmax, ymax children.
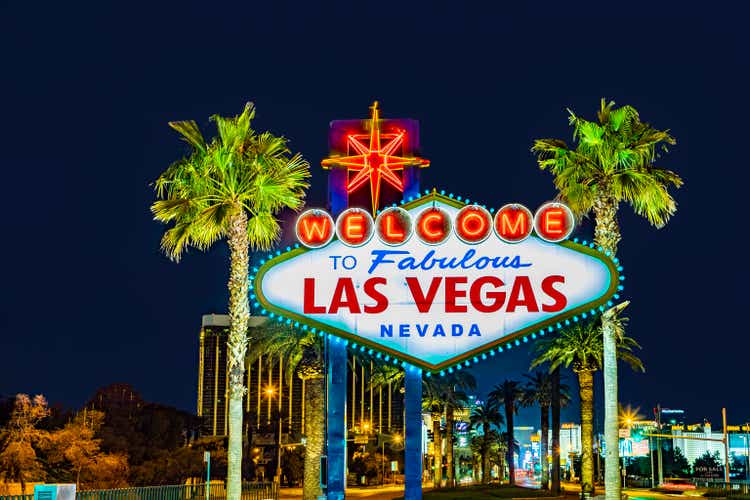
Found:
<box><xmin>168</xmin><ymin>120</ymin><xmax>206</xmax><ymax>152</ymax></box>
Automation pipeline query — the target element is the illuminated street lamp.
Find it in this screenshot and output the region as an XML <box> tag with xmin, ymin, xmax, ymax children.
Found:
<box><xmin>263</xmin><ymin>385</ymin><xmax>282</xmax><ymax>483</ymax></box>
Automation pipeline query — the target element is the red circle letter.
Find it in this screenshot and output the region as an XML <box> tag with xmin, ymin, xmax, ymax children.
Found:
<box><xmin>375</xmin><ymin>207</ymin><xmax>413</xmax><ymax>246</ymax></box>
<box><xmin>455</xmin><ymin>205</ymin><xmax>492</xmax><ymax>244</ymax></box>
<box><xmin>336</xmin><ymin>208</ymin><xmax>374</xmax><ymax>247</ymax></box>
<box><xmin>534</xmin><ymin>202</ymin><xmax>575</xmax><ymax>242</ymax></box>
<box><xmin>494</xmin><ymin>204</ymin><xmax>533</xmax><ymax>243</ymax></box>
<box><xmin>296</xmin><ymin>209</ymin><xmax>335</xmax><ymax>248</ymax></box>
<box><xmin>415</xmin><ymin>207</ymin><xmax>451</xmax><ymax>245</ymax></box>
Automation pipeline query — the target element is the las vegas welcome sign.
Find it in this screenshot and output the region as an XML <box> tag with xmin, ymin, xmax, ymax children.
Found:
<box><xmin>252</xmin><ymin>191</ymin><xmax>622</xmax><ymax>373</ymax></box>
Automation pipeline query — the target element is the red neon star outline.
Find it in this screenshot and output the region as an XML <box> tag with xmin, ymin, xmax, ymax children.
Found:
<box><xmin>322</xmin><ymin>102</ymin><xmax>429</xmax><ymax>214</ymax></box>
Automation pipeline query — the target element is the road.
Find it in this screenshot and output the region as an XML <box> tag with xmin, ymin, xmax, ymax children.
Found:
<box><xmin>279</xmin><ymin>482</ymin><xmax>680</xmax><ymax>500</ymax></box>
<box><xmin>280</xmin><ymin>485</ymin><xmax>406</xmax><ymax>499</ymax></box>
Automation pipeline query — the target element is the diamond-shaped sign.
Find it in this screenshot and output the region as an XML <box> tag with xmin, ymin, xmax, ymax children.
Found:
<box><xmin>253</xmin><ymin>193</ymin><xmax>620</xmax><ymax>372</ymax></box>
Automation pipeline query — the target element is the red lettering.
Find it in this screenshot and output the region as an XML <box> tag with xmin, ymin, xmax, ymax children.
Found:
<box><xmin>469</xmin><ymin>276</ymin><xmax>506</xmax><ymax>313</ymax></box>
<box><xmin>406</xmin><ymin>277</ymin><xmax>442</xmax><ymax>313</ymax></box>
<box><xmin>506</xmin><ymin>276</ymin><xmax>539</xmax><ymax>312</ymax></box>
<box><xmin>384</xmin><ymin>214</ymin><xmax>404</xmax><ymax>239</ymax></box>
<box><xmin>303</xmin><ymin>278</ymin><xmax>326</xmax><ymax>313</ymax></box>
<box><xmin>363</xmin><ymin>277</ymin><xmax>388</xmax><ymax>313</ymax></box>
<box><xmin>445</xmin><ymin>277</ymin><xmax>468</xmax><ymax>312</ymax></box>
<box><xmin>541</xmin><ymin>275</ymin><xmax>567</xmax><ymax>312</ymax></box>
<box><xmin>329</xmin><ymin>278</ymin><xmax>361</xmax><ymax>313</ymax></box>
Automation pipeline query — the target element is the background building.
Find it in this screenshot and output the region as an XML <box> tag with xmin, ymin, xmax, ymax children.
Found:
<box><xmin>197</xmin><ymin>314</ymin><xmax>406</xmax><ymax>443</ymax></box>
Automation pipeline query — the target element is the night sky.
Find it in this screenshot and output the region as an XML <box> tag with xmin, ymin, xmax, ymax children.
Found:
<box><xmin>1</xmin><ymin>2</ymin><xmax>747</xmax><ymax>430</ymax></box>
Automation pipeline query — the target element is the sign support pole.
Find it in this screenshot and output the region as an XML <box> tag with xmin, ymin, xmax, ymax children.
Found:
<box><xmin>326</xmin><ymin>340</ymin><xmax>347</xmax><ymax>500</ymax></box>
<box><xmin>404</xmin><ymin>368</ymin><xmax>423</xmax><ymax>500</ymax></box>
<box><xmin>326</xmin><ymin>167</ymin><xmax>348</xmax><ymax>500</ymax></box>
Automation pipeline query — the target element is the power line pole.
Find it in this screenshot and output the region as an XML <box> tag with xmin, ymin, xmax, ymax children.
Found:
<box><xmin>722</xmin><ymin>408</ymin><xmax>730</xmax><ymax>484</ymax></box>
<box><xmin>656</xmin><ymin>404</ymin><xmax>663</xmax><ymax>486</ymax></box>
<box><xmin>649</xmin><ymin>435</ymin><xmax>655</xmax><ymax>488</ymax></box>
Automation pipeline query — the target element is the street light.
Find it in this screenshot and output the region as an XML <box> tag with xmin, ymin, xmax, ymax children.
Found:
<box><xmin>264</xmin><ymin>385</ymin><xmax>282</xmax><ymax>484</ymax></box>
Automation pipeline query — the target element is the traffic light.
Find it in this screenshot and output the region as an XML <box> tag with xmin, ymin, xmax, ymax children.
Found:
<box><xmin>427</xmin><ymin>429</ymin><xmax>434</xmax><ymax>442</ymax></box>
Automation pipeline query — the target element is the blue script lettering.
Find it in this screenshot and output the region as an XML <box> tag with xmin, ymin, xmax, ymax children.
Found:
<box><xmin>368</xmin><ymin>249</ymin><xmax>531</xmax><ymax>274</ymax></box>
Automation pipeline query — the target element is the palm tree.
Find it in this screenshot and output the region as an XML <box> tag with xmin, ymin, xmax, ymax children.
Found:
<box><xmin>532</xmin><ymin>99</ymin><xmax>682</xmax><ymax>500</ymax></box>
<box><xmin>497</xmin><ymin>430</ymin><xmax>519</xmax><ymax>483</ymax></box>
<box><xmin>531</xmin><ymin>315</ymin><xmax>643</xmax><ymax>498</ymax></box>
<box><xmin>488</xmin><ymin>380</ymin><xmax>522</xmax><ymax>486</ymax></box>
<box><xmin>469</xmin><ymin>401</ymin><xmax>504</xmax><ymax>484</ymax></box>
<box><xmin>245</xmin><ymin>322</ymin><xmax>325</xmax><ymax>500</ymax></box>
<box><xmin>423</xmin><ymin>392</ymin><xmax>445</xmax><ymax>488</ymax></box>
<box><xmin>522</xmin><ymin>371</ymin><xmax>571</xmax><ymax>490</ymax></box>
<box><xmin>550</xmin><ymin>368</ymin><xmax>562</xmax><ymax>494</ymax></box>
<box><xmin>429</xmin><ymin>372</ymin><xmax>476</xmax><ymax>488</ymax></box>
<box><xmin>152</xmin><ymin>103</ymin><xmax>310</xmax><ymax>500</ymax></box>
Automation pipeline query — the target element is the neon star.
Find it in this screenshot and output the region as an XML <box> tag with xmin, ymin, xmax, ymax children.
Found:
<box><xmin>322</xmin><ymin>102</ymin><xmax>429</xmax><ymax>214</ymax></box>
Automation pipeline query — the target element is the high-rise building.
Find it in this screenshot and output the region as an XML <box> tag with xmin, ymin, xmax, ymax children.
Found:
<box><xmin>197</xmin><ymin>314</ymin><xmax>406</xmax><ymax>442</ymax></box>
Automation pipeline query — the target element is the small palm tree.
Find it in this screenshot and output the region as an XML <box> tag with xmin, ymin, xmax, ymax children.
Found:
<box><xmin>469</xmin><ymin>400</ymin><xmax>504</xmax><ymax>484</ymax></box>
<box><xmin>152</xmin><ymin>103</ymin><xmax>310</xmax><ymax>500</ymax></box>
<box><xmin>532</xmin><ymin>99</ymin><xmax>681</xmax><ymax>500</ymax></box>
<box><xmin>488</xmin><ymin>380</ymin><xmax>522</xmax><ymax>486</ymax></box>
<box><xmin>522</xmin><ymin>372</ymin><xmax>570</xmax><ymax>490</ymax></box>
<box><xmin>246</xmin><ymin>322</ymin><xmax>324</xmax><ymax>500</ymax></box>
<box><xmin>532</xmin><ymin>313</ymin><xmax>643</xmax><ymax>498</ymax></box>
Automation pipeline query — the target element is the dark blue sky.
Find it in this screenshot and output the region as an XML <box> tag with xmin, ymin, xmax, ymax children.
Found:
<box><xmin>1</xmin><ymin>2</ymin><xmax>747</xmax><ymax>429</ymax></box>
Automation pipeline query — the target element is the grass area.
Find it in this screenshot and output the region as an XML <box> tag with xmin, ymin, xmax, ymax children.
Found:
<box><xmin>393</xmin><ymin>485</ymin><xmax>560</xmax><ymax>500</ymax></box>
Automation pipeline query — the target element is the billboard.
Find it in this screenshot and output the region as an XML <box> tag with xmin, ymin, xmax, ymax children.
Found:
<box><xmin>252</xmin><ymin>192</ymin><xmax>622</xmax><ymax>372</ymax></box>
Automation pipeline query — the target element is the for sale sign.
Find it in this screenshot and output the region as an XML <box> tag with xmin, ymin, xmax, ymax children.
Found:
<box><xmin>253</xmin><ymin>192</ymin><xmax>620</xmax><ymax>372</ymax></box>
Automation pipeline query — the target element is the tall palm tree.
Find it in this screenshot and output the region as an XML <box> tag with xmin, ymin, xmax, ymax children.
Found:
<box><xmin>469</xmin><ymin>401</ymin><xmax>504</xmax><ymax>484</ymax></box>
<box><xmin>488</xmin><ymin>380</ymin><xmax>522</xmax><ymax>486</ymax></box>
<box><xmin>497</xmin><ymin>430</ymin><xmax>519</xmax><ymax>484</ymax></box>
<box><xmin>423</xmin><ymin>392</ymin><xmax>445</xmax><ymax>488</ymax></box>
<box><xmin>428</xmin><ymin>372</ymin><xmax>476</xmax><ymax>488</ymax></box>
<box><xmin>522</xmin><ymin>372</ymin><xmax>552</xmax><ymax>490</ymax></box>
<box><xmin>532</xmin><ymin>98</ymin><xmax>682</xmax><ymax>500</ymax></box>
<box><xmin>246</xmin><ymin>322</ymin><xmax>324</xmax><ymax>500</ymax></box>
<box><xmin>152</xmin><ymin>103</ymin><xmax>310</xmax><ymax>500</ymax></box>
<box><xmin>531</xmin><ymin>315</ymin><xmax>643</xmax><ymax>498</ymax></box>
<box><xmin>522</xmin><ymin>371</ymin><xmax>571</xmax><ymax>491</ymax></box>
<box><xmin>550</xmin><ymin>368</ymin><xmax>562</xmax><ymax>494</ymax></box>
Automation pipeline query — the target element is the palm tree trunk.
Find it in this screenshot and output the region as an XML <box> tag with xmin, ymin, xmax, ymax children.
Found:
<box><xmin>446</xmin><ymin>406</ymin><xmax>454</xmax><ymax>488</ymax></box>
<box><xmin>303</xmin><ymin>375</ymin><xmax>324</xmax><ymax>500</ymax></box>
<box><xmin>594</xmin><ymin>194</ymin><xmax>621</xmax><ymax>500</ymax></box>
<box><xmin>541</xmin><ymin>404</ymin><xmax>550</xmax><ymax>490</ymax></box>
<box><xmin>433</xmin><ymin>416</ymin><xmax>442</xmax><ymax>488</ymax></box>
<box><xmin>227</xmin><ymin>210</ymin><xmax>250</xmax><ymax>500</ymax></box>
<box><xmin>482</xmin><ymin>422</ymin><xmax>490</xmax><ymax>485</ymax></box>
<box><xmin>505</xmin><ymin>400</ymin><xmax>515</xmax><ymax>486</ymax></box>
<box><xmin>578</xmin><ymin>369</ymin><xmax>595</xmax><ymax>499</ymax></box>
<box><xmin>551</xmin><ymin>368</ymin><xmax>561</xmax><ymax>494</ymax></box>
